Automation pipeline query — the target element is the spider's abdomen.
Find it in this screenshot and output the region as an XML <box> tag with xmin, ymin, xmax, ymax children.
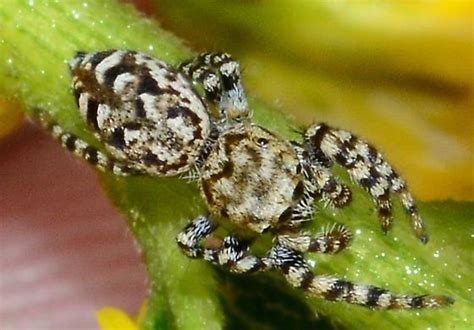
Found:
<box><xmin>201</xmin><ymin>124</ymin><xmax>303</xmax><ymax>233</ymax></box>
<box><xmin>69</xmin><ymin>50</ymin><xmax>211</xmax><ymax>176</ymax></box>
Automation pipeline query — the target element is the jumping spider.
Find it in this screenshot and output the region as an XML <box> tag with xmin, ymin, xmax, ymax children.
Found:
<box><xmin>38</xmin><ymin>50</ymin><xmax>453</xmax><ymax>309</ymax></box>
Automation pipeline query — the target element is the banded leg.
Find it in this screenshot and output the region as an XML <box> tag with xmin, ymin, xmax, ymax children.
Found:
<box><xmin>277</xmin><ymin>224</ymin><xmax>353</xmax><ymax>254</ymax></box>
<box><xmin>176</xmin><ymin>215</ymin><xmax>267</xmax><ymax>273</ymax></box>
<box><xmin>178</xmin><ymin>52</ymin><xmax>249</xmax><ymax>121</ymax></box>
<box><xmin>304</xmin><ymin>123</ymin><xmax>428</xmax><ymax>243</ymax></box>
<box><xmin>35</xmin><ymin>109</ymin><xmax>137</xmax><ymax>176</ymax></box>
<box><xmin>268</xmin><ymin>244</ymin><xmax>453</xmax><ymax>309</ymax></box>
<box><xmin>310</xmin><ymin>164</ymin><xmax>352</xmax><ymax>208</ymax></box>
<box><xmin>292</xmin><ymin>142</ymin><xmax>351</xmax><ymax>210</ymax></box>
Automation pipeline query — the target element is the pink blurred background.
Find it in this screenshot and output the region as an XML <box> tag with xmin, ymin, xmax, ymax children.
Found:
<box><xmin>0</xmin><ymin>121</ymin><xmax>147</xmax><ymax>329</ymax></box>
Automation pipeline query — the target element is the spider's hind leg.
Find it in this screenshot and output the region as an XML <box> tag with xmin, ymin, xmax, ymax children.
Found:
<box><xmin>34</xmin><ymin>108</ymin><xmax>138</xmax><ymax>176</ymax></box>
<box><xmin>178</xmin><ymin>52</ymin><xmax>249</xmax><ymax>121</ymax></box>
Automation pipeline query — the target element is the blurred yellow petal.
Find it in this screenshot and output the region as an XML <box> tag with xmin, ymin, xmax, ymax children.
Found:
<box><xmin>426</xmin><ymin>0</ymin><xmax>474</xmax><ymax>18</ymax></box>
<box><xmin>96</xmin><ymin>307</ymin><xmax>138</xmax><ymax>330</ymax></box>
<box><xmin>154</xmin><ymin>0</ymin><xmax>474</xmax><ymax>200</ymax></box>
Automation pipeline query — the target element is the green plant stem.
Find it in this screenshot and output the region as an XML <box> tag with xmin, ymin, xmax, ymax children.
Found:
<box><xmin>1</xmin><ymin>1</ymin><xmax>472</xmax><ymax>329</ymax></box>
<box><xmin>1</xmin><ymin>1</ymin><xmax>224</xmax><ymax>329</ymax></box>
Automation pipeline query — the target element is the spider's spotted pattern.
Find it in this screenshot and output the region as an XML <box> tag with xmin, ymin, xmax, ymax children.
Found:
<box><xmin>38</xmin><ymin>49</ymin><xmax>453</xmax><ymax>309</ymax></box>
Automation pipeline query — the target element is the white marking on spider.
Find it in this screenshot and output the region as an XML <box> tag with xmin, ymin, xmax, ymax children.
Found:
<box><xmin>95</xmin><ymin>50</ymin><xmax>126</xmax><ymax>84</ymax></box>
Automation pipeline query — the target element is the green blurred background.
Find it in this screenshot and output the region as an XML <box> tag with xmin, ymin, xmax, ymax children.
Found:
<box><xmin>147</xmin><ymin>0</ymin><xmax>473</xmax><ymax>201</ymax></box>
<box><xmin>2</xmin><ymin>0</ymin><xmax>472</xmax><ymax>199</ymax></box>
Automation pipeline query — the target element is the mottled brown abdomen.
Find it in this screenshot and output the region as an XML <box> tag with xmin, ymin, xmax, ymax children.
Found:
<box><xmin>69</xmin><ymin>50</ymin><xmax>211</xmax><ymax>176</ymax></box>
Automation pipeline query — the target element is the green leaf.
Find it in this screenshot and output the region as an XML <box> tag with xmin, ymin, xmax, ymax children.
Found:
<box><xmin>1</xmin><ymin>1</ymin><xmax>472</xmax><ymax>329</ymax></box>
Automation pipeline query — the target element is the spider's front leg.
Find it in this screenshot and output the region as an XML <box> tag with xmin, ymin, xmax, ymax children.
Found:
<box><xmin>303</xmin><ymin>123</ymin><xmax>428</xmax><ymax>243</ymax></box>
<box><xmin>178</xmin><ymin>52</ymin><xmax>249</xmax><ymax>121</ymax></box>
<box><xmin>176</xmin><ymin>215</ymin><xmax>267</xmax><ymax>274</ymax></box>
<box><xmin>269</xmin><ymin>244</ymin><xmax>453</xmax><ymax>309</ymax></box>
<box><xmin>292</xmin><ymin>142</ymin><xmax>352</xmax><ymax>209</ymax></box>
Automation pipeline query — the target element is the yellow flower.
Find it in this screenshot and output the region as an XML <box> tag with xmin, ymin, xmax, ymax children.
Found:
<box><xmin>96</xmin><ymin>307</ymin><xmax>138</xmax><ymax>330</ymax></box>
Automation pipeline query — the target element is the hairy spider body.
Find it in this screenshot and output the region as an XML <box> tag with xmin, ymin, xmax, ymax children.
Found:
<box><xmin>37</xmin><ymin>49</ymin><xmax>453</xmax><ymax>310</ymax></box>
<box><xmin>70</xmin><ymin>50</ymin><xmax>211</xmax><ymax>176</ymax></box>
<box><xmin>201</xmin><ymin>123</ymin><xmax>302</xmax><ymax>233</ymax></box>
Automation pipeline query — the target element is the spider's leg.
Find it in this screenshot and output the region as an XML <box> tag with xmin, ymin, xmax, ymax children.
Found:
<box><xmin>176</xmin><ymin>215</ymin><xmax>267</xmax><ymax>273</ymax></box>
<box><xmin>278</xmin><ymin>224</ymin><xmax>353</xmax><ymax>254</ymax></box>
<box><xmin>310</xmin><ymin>164</ymin><xmax>352</xmax><ymax>208</ymax></box>
<box><xmin>304</xmin><ymin>123</ymin><xmax>428</xmax><ymax>243</ymax></box>
<box><xmin>279</xmin><ymin>151</ymin><xmax>353</xmax><ymax>255</ymax></box>
<box><xmin>283</xmin><ymin>143</ymin><xmax>351</xmax><ymax>233</ymax></box>
<box><xmin>178</xmin><ymin>52</ymin><xmax>249</xmax><ymax>121</ymax></box>
<box><xmin>35</xmin><ymin>109</ymin><xmax>138</xmax><ymax>176</ymax></box>
<box><xmin>292</xmin><ymin>142</ymin><xmax>351</xmax><ymax>209</ymax></box>
<box><xmin>269</xmin><ymin>244</ymin><xmax>453</xmax><ymax>309</ymax></box>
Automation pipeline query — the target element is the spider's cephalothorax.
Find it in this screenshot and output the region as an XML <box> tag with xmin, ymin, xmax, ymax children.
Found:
<box><xmin>201</xmin><ymin>123</ymin><xmax>303</xmax><ymax>233</ymax></box>
<box><xmin>38</xmin><ymin>50</ymin><xmax>453</xmax><ymax>310</ymax></box>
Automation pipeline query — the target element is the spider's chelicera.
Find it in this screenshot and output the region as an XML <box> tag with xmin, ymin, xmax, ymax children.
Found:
<box><xmin>39</xmin><ymin>50</ymin><xmax>453</xmax><ymax>309</ymax></box>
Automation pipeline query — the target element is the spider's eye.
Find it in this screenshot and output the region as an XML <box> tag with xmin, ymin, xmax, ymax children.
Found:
<box><xmin>257</xmin><ymin>138</ymin><xmax>269</xmax><ymax>146</ymax></box>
